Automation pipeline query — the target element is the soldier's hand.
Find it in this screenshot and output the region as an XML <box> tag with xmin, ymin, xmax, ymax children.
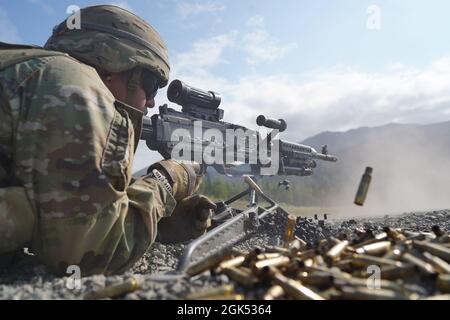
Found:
<box><xmin>156</xmin><ymin>194</ymin><xmax>217</xmax><ymax>244</ymax></box>
<box><xmin>148</xmin><ymin>160</ymin><xmax>203</xmax><ymax>201</ymax></box>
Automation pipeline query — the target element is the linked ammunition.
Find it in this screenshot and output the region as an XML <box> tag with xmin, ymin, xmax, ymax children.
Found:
<box><xmin>222</xmin><ymin>267</ymin><xmax>258</xmax><ymax>288</ymax></box>
<box><xmin>84</xmin><ymin>276</ymin><xmax>140</xmax><ymax>300</ymax></box>
<box><xmin>354</xmin><ymin>232</ymin><xmax>388</xmax><ymax>248</ymax></box>
<box><xmin>413</xmin><ymin>241</ymin><xmax>450</xmax><ymax>262</ymax></box>
<box><xmin>354</xmin><ymin>166</ymin><xmax>372</xmax><ymax>206</ymax></box>
<box><xmin>256</xmin><ymin>253</ymin><xmax>282</xmax><ymax>260</ymax></box>
<box><xmin>186</xmin><ymin>284</ymin><xmax>235</xmax><ymax>300</ymax></box>
<box><xmin>263</xmin><ymin>285</ymin><xmax>285</xmax><ymax>300</ymax></box>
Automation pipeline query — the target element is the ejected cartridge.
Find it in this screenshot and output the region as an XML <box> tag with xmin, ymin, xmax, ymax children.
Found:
<box><xmin>186</xmin><ymin>250</ymin><xmax>233</xmax><ymax>276</ymax></box>
<box><xmin>436</xmin><ymin>274</ymin><xmax>450</xmax><ymax>293</ymax></box>
<box><xmin>251</xmin><ymin>256</ymin><xmax>291</xmax><ymax>273</ymax></box>
<box><xmin>351</xmin><ymin>254</ymin><xmax>404</xmax><ymax>268</ymax></box>
<box><xmin>337</xmin><ymin>286</ymin><xmax>406</xmax><ymax>300</ymax></box>
<box><xmin>222</xmin><ymin>267</ymin><xmax>258</xmax><ymax>288</ymax></box>
<box><xmin>215</xmin><ymin>256</ymin><xmax>246</xmax><ymax>273</ymax></box>
<box><xmin>384</xmin><ymin>227</ymin><xmax>407</xmax><ymax>242</ymax></box>
<box><xmin>297</xmin><ymin>271</ymin><xmax>334</xmax><ymax>288</ymax></box>
<box><xmin>422</xmin><ymin>252</ymin><xmax>450</xmax><ymax>274</ymax></box>
<box><xmin>354</xmin><ymin>167</ymin><xmax>372</xmax><ymax>206</ymax></box>
<box><xmin>325</xmin><ymin>240</ymin><xmax>349</xmax><ymax>264</ymax></box>
<box><xmin>84</xmin><ymin>276</ymin><xmax>140</xmax><ymax>300</ymax></box>
<box><xmin>263</xmin><ymin>285</ymin><xmax>285</xmax><ymax>300</ymax></box>
<box><xmin>355</xmin><ymin>241</ymin><xmax>392</xmax><ymax>256</ymax></box>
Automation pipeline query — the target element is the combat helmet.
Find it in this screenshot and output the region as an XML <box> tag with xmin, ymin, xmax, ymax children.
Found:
<box><xmin>44</xmin><ymin>5</ymin><xmax>170</xmax><ymax>89</ymax></box>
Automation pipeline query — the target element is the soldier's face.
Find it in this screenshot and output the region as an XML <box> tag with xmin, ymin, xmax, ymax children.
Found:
<box><xmin>104</xmin><ymin>73</ymin><xmax>155</xmax><ymax>113</ymax></box>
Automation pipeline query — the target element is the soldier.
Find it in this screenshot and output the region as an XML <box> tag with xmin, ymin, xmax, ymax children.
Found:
<box><xmin>0</xmin><ymin>5</ymin><xmax>215</xmax><ymax>275</ymax></box>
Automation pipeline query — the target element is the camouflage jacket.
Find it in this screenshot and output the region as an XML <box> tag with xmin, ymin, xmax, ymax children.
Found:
<box><xmin>0</xmin><ymin>43</ymin><xmax>176</xmax><ymax>275</ymax></box>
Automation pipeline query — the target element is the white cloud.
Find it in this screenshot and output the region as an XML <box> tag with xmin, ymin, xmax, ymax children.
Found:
<box><xmin>27</xmin><ymin>0</ymin><xmax>55</xmax><ymax>15</ymax></box>
<box><xmin>0</xmin><ymin>7</ymin><xmax>22</xmax><ymax>43</ymax></box>
<box><xmin>177</xmin><ymin>1</ymin><xmax>225</xmax><ymax>19</ymax></box>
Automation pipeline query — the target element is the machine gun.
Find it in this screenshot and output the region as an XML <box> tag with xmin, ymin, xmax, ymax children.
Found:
<box><xmin>140</xmin><ymin>80</ymin><xmax>338</xmax><ymax>273</ymax></box>
<box><xmin>141</xmin><ymin>79</ymin><xmax>337</xmax><ymax>178</ymax></box>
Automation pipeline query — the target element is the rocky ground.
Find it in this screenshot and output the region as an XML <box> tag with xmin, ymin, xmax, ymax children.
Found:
<box><xmin>0</xmin><ymin>209</ymin><xmax>448</xmax><ymax>300</ymax></box>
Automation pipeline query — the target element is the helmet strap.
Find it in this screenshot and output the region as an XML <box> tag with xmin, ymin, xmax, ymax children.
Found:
<box><xmin>125</xmin><ymin>67</ymin><xmax>142</xmax><ymax>105</ymax></box>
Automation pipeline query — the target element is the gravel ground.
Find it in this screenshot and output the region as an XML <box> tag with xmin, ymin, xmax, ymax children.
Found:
<box><xmin>0</xmin><ymin>209</ymin><xmax>448</xmax><ymax>300</ymax></box>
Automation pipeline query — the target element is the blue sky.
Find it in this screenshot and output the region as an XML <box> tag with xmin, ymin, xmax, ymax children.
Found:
<box><xmin>2</xmin><ymin>1</ymin><xmax>450</xmax><ymax>169</ymax></box>
<box><xmin>3</xmin><ymin>1</ymin><xmax>450</xmax><ymax>76</ymax></box>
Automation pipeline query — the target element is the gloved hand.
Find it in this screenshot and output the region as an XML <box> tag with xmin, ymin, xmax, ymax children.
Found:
<box><xmin>148</xmin><ymin>160</ymin><xmax>202</xmax><ymax>201</ymax></box>
<box><xmin>156</xmin><ymin>194</ymin><xmax>217</xmax><ymax>244</ymax></box>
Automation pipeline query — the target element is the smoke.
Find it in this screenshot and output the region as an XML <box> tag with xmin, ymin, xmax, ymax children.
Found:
<box><xmin>314</xmin><ymin>123</ymin><xmax>450</xmax><ymax>217</ymax></box>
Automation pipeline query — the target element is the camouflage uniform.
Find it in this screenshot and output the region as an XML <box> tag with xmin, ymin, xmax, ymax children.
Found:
<box><xmin>0</xmin><ymin>6</ymin><xmax>176</xmax><ymax>276</ymax></box>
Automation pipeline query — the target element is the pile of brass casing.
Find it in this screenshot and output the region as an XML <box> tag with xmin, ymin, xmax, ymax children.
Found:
<box><xmin>184</xmin><ymin>225</ymin><xmax>450</xmax><ymax>300</ymax></box>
